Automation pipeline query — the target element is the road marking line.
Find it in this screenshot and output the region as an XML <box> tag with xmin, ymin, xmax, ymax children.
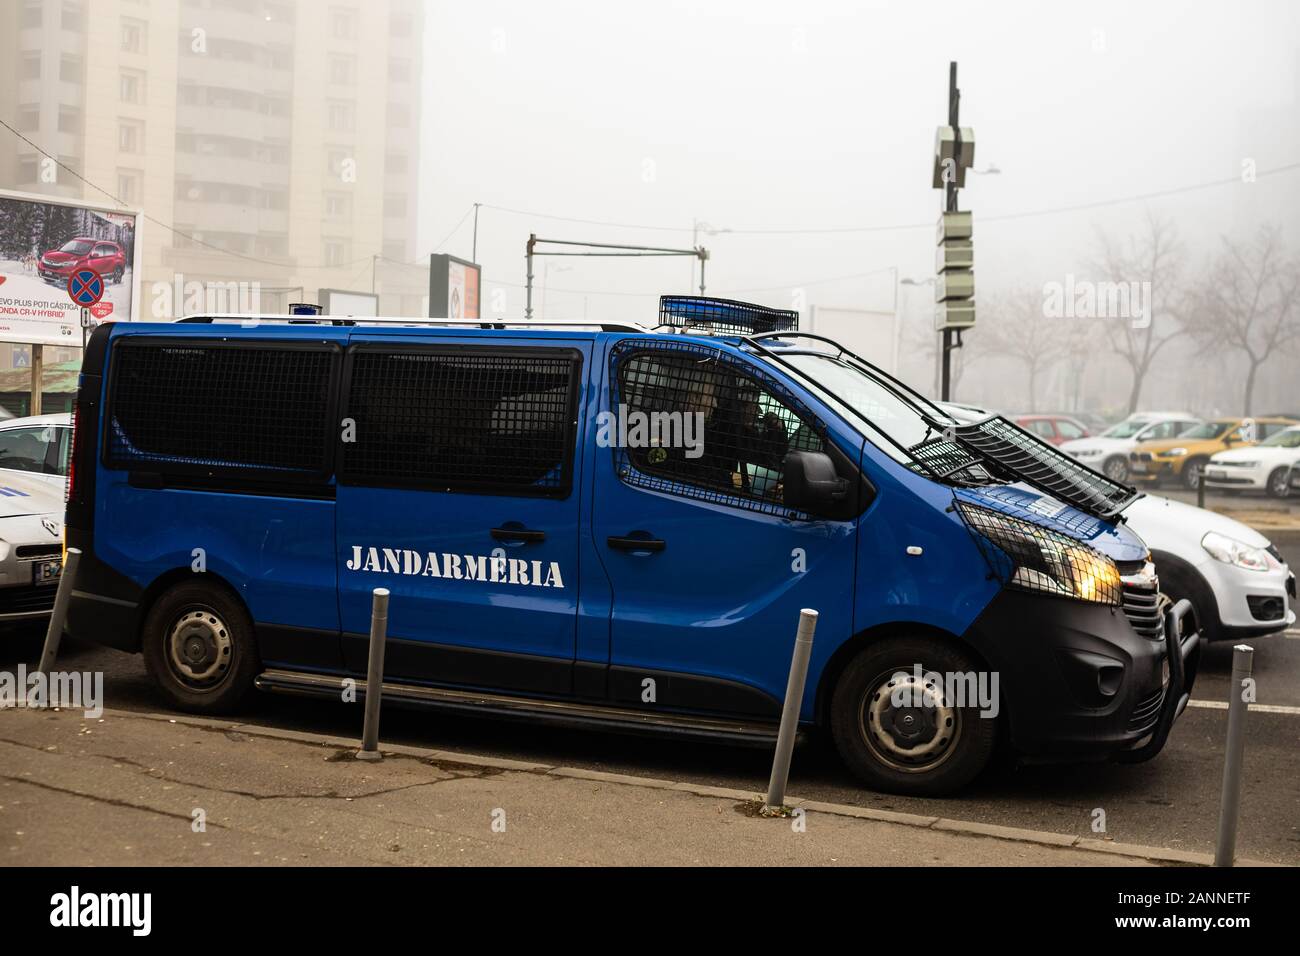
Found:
<box><xmin>1285</xmin><ymin>630</ymin><xmax>1300</xmax><ymax>638</ymax></box>
<box><xmin>1188</xmin><ymin>699</ymin><xmax>1300</xmax><ymax>715</ymax></box>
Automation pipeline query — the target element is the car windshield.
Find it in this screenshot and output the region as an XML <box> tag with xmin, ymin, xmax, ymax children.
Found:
<box><xmin>59</xmin><ymin>240</ymin><xmax>94</xmax><ymax>254</ymax></box>
<box><xmin>779</xmin><ymin>352</ymin><xmax>955</xmax><ymax>466</ymax></box>
<box><xmin>1102</xmin><ymin>419</ymin><xmax>1151</xmax><ymax>438</ymax></box>
<box><xmin>1178</xmin><ymin>421</ymin><xmax>1234</xmax><ymax>440</ymax></box>
<box><xmin>1261</xmin><ymin>428</ymin><xmax>1300</xmax><ymax>449</ymax></box>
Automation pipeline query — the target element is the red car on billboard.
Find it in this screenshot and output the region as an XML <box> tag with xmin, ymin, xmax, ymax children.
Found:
<box><xmin>38</xmin><ymin>237</ymin><xmax>126</xmax><ymax>285</ymax></box>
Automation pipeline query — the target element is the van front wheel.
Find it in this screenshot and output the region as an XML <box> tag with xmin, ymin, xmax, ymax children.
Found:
<box><xmin>829</xmin><ymin>636</ymin><xmax>997</xmax><ymax>796</ymax></box>
<box><xmin>142</xmin><ymin>581</ymin><xmax>259</xmax><ymax>714</ymax></box>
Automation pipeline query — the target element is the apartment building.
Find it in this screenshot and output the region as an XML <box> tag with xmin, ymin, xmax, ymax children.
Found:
<box><xmin>1</xmin><ymin>0</ymin><xmax>427</xmax><ymax>339</ymax></box>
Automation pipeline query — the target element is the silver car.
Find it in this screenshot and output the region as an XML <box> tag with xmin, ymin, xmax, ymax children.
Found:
<box><xmin>0</xmin><ymin>470</ymin><xmax>65</xmax><ymax>623</ymax></box>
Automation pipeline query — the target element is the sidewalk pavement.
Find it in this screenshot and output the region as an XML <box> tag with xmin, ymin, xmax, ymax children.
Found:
<box><xmin>0</xmin><ymin>705</ymin><xmax>1219</xmax><ymax>867</ymax></box>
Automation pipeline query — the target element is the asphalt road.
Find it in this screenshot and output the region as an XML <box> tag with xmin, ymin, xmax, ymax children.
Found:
<box><xmin>5</xmin><ymin>532</ymin><xmax>1298</xmax><ymax>865</ymax></box>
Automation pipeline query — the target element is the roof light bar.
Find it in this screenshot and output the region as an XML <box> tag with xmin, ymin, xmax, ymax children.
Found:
<box><xmin>659</xmin><ymin>296</ymin><xmax>798</xmax><ymax>336</ymax></box>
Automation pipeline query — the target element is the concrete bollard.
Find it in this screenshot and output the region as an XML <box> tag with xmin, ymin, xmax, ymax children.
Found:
<box><xmin>765</xmin><ymin>608</ymin><xmax>818</xmax><ymax>811</ymax></box>
<box><xmin>356</xmin><ymin>588</ymin><xmax>390</xmax><ymax>761</ymax></box>
<box><xmin>1197</xmin><ymin>469</ymin><xmax>1206</xmax><ymax>509</ymax></box>
<box><xmin>36</xmin><ymin>547</ymin><xmax>82</xmax><ymax>679</ymax></box>
<box><xmin>1213</xmin><ymin>643</ymin><xmax>1253</xmax><ymax>867</ymax></box>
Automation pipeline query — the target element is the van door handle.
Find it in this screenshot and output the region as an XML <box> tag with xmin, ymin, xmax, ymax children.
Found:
<box><xmin>491</xmin><ymin>527</ymin><xmax>546</xmax><ymax>543</ymax></box>
<box><xmin>607</xmin><ymin>535</ymin><xmax>666</xmax><ymax>553</ymax></box>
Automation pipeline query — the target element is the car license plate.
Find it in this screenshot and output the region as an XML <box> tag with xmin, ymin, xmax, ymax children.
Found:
<box><xmin>34</xmin><ymin>559</ymin><xmax>62</xmax><ymax>585</ymax></box>
<box><xmin>1131</xmin><ymin>461</ymin><xmax>1146</xmax><ymax>473</ymax></box>
<box><xmin>1208</xmin><ymin>469</ymin><xmax>1227</xmax><ymax>480</ymax></box>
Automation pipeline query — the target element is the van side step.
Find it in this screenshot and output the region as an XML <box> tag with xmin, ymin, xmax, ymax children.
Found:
<box><xmin>255</xmin><ymin>668</ymin><xmax>785</xmax><ymax>746</ymax></box>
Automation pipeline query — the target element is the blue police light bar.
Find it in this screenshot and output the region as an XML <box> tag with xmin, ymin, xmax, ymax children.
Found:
<box><xmin>659</xmin><ymin>295</ymin><xmax>798</xmax><ymax>336</ymax></box>
<box><xmin>289</xmin><ymin>302</ymin><xmax>322</xmax><ymax>316</ymax></box>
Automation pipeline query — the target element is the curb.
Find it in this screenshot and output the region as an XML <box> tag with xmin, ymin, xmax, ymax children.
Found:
<box><xmin>116</xmin><ymin>708</ymin><xmax>1277</xmax><ymax>867</ymax></box>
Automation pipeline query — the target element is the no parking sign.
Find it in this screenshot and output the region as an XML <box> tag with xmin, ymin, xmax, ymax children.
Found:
<box><xmin>67</xmin><ymin>268</ymin><xmax>105</xmax><ymax>308</ymax></box>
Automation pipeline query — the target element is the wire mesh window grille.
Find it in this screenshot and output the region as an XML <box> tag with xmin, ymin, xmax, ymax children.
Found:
<box><xmin>611</xmin><ymin>341</ymin><xmax>827</xmax><ymax>516</ymax></box>
<box><xmin>106</xmin><ymin>341</ymin><xmax>335</xmax><ymax>475</ymax></box>
<box><xmin>954</xmin><ymin>498</ymin><xmax>1122</xmax><ymax>606</ymax></box>
<box><xmin>341</xmin><ymin>348</ymin><xmax>579</xmax><ymax>496</ymax></box>
<box><xmin>953</xmin><ymin>416</ymin><xmax>1138</xmax><ymax>519</ymax></box>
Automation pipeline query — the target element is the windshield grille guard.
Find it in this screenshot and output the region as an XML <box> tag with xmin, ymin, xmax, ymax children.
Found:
<box><xmin>944</xmin><ymin>414</ymin><xmax>1140</xmax><ymax>520</ymax></box>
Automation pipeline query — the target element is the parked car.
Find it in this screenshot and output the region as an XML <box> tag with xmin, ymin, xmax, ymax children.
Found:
<box><xmin>1129</xmin><ymin>417</ymin><xmax>1299</xmax><ymax>490</ymax></box>
<box><xmin>1205</xmin><ymin>425</ymin><xmax>1300</xmax><ymax>497</ymax></box>
<box><xmin>62</xmin><ymin>300</ymin><xmax>1198</xmax><ymax>796</ymax></box>
<box><xmin>1061</xmin><ymin>412</ymin><xmax>1201</xmax><ymax>483</ymax></box>
<box><xmin>38</xmin><ymin>237</ymin><xmax>126</xmax><ymax>285</ymax></box>
<box><xmin>1010</xmin><ymin>413</ymin><xmax>1090</xmax><ymax>446</ymax></box>
<box><xmin>943</xmin><ymin>404</ymin><xmax>1296</xmax><ymax>644</ymax></box>
<box><xmin>0</xmin><ymin>413</ymin><xmax>72</xmax><ymax>488</ymax></box>
<box><xmin>0</xmin><ymin>470</ymin><xmax>66</xmax><ymax>627</ymax></box>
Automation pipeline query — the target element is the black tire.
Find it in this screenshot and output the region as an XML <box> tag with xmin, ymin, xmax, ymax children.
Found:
<box><xmin>141</xmin><ymin>580</ymin><xmax>259</xmax><ymax>714</ymax></box>
<box><xmin>829</xmin><ymin>635</ymin><xmax>997</xmax><ymax>796</ymax></box>
<box><xmin>1103</xmin><ymin>456</ymin><xmax>1129</xmax><ymax>483</ymax></box>
<box><xmin>1266</xmin><ymin>467</ymin><xmax>1291</xmax><ymax>499</ymax></box>
<box><xmin>1182</xmin><ymin>457</ymin><xmax>1208</xmax><ymax>491</ymax></box>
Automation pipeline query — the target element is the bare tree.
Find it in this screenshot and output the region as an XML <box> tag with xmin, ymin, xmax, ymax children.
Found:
<box><xmin>980</xmin><ymin>287</ymin><xmax>1071</xmax><ymax>411</ymax></box>
<box><xmin>1186</xmin><ymin>224</ymin><xmax>1300</xmax><ymax>414</ymax></box>
<box><xmin>1091</xmin><ymin>212</ymin><xmax>1188</xmax><ymax>413</ymax></box>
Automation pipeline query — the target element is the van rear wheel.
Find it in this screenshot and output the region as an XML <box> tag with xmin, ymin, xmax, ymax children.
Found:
<box><xmin>829</xmin><ymin>636</ymin><xmax>997</xmax><ymax>796</ymax></box>
<box><xmin>142</xmin><ymin>581</ymin><xmax>258</xmax><ymax>714</ymax></box>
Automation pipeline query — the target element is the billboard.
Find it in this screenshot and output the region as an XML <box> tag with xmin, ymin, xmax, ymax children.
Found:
<box><xmin>429</xmin><ymin>253</ymin><xmax>480</xmax><ymax>319</ymax></box>
<box><xmin>320</xmin><ymin>288</ymin><xmax>379</xmax><ymax>317</ymax></box>
<box><xmin>0</xmin><ymin>188</ymin><xmax>140</xmax><ymax>345</ymax></box>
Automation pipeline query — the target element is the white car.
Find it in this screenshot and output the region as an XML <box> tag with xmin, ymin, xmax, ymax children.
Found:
<box><xmin>0</xmin><ymin>413</ymin><xmax>73</xmax><ymax>489</ymax></box>
<box><xmin>1060</xmin><ymin>412</ymin><xmax>1201</xmax><ymax>483</ymax></box>
<box><xmin>940</xmin><ymin>403</ymin><xmax>1295</xmax><ymax>642</ymax></box>
<box><xmin>0</xmin><ymin>470</ymin><xmax>66</xmax><ymax>625</ymax></box>
<box><xmin>1205</xmin><ymin>424</ymin><xmax>1300</xmax><ymax>498</ymax></box>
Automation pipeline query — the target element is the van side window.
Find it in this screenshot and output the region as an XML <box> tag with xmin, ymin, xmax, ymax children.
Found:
<box><xmin>106</xmin><ymin>340</ymin><xmax>337</xmax><ymax>479</ymax></box>
<box><xmin>340</xmin><ymin>346</ymin><xmax>580</xmax><ymax>497</ymax></box>
<box><xmin>612</xmin><ymin>343</ymin><xmax>825</xmax><ymax>514</ymax></box>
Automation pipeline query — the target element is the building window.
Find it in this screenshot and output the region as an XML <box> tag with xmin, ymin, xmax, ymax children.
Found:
<box><xmin>388</xmin><ymin>58</ymin><xmax>410</xmax><ymax>82</ymax></box>
<box><xmin>118</xmin><ymin>121</ymin><xmax>143</xmax><ymax>153</ymax></box>
<box><xmin>20</xmin><ymin>2</ymin><xmax>42</xmax><ymax>28</ymax></box>
<box><xmin>120</xmin><ymin>71</ymin><xmax>144</xmax><ymax>104</ymax></box>
<box><xmin>58</xmin><ymin>107</ymin><xmax>81</xmax><ymax>134</ymax></box>
<box><xmin>386</xmin><ymin>103</ymin><xmax>409</xmax><ymax>128</ymax></box>
<box><xmin>383</xmin><ymin>240</ymin><xmax>406</xmax><ymax>261</ymax></box>
<box><xmin>323</xmin><ymin>240</ymin><xmax>347</xmax><ymax>268</ymax></box>
<box><xmin>17</xmin><ymin>106</ymin><xmax>40</xmax><ymax>132</ymax></box>
<box><xmin>383</xmin><ymin>193</ymin><xmax>405</xmax><ymax>217</ymax></box>
<box><xmin>330</xmin><ymin>7</ymin><xmax>356</xmax><ymax>39</ymax></box>
<box><xmin>21</xmin><ymin>53</ymin><xmax>41</xmax><ymax>80</ymax></box>
<box><xmin>121</xmin><ymin>18</ymin><xmax>147</xmax><ymax>53</ymax></box>
<box><xmin>17</xmin><ymin>156</ymin><xmax>40</xmax><ymax>183</ymax></box>
<box><xmin>327</xmin><ymin>101</ymin><xmax>354</xmax><ymax>132</ymax></box>
<box><xmin>328</xmin><ymin>55</ymin><xmax>355</xmax><ymax>85</ymax></box>
<box><xmin>117</xmin><ymin>169</ymin><xmax>142</xmax><ymax>204</ymax></box>
<box><xmin>390</xmin><ymin>13</ymin><xmax>411</xmax><ymax>36</ymax></box>
<box><xmin>62</xmin><ymin>1</ymin><xmax>84</xmax><ymax>31</ymax></box>
<box><xmin>59</xmin><ymin>54</ymin><xmax>82</xmax><ymax>82</ymax></box>
<box><xmin>384</xmin><ymin>153</ymin><xmax>408</xmax><ymax>175</ymax></box>
<box><xmin>325</xmin><ymin>193</ymin><xmax>351</xmax><ymax>217</ymax></box>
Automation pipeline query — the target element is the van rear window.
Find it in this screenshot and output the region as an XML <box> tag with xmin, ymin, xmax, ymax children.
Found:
<box><xmin>340</xmin><ymin>347</ymin><xmax>579</xmax><ymax>496</ymax></box>
<box><xmin>106</xmin><ymin>340</ymin><xmax>337</xmax><ymax>477</ymax></box>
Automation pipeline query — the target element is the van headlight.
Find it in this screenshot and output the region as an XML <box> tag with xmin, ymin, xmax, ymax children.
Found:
<box><xmin>1202</xmin><ymin>531</ymin><xmax>1273</xmax><ymax>572</ymax></box>
<box><xmin>955</xmin><ymin>501</ymin><xmax>1122</xmax><ymax>605</ymax></box>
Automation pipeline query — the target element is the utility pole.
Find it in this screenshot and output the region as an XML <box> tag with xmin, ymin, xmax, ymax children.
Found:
<box><xmin>933</xmin><ymin>61</ymin><xmax>976</xmax><ymax>401</ymax></box>
<box><xmin>472</xmin><ymin>203</ymin><xmax>481</xmax><ymax>262</ymax></box>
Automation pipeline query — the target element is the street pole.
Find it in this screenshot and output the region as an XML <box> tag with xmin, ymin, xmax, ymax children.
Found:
<box><xmin>525</xmin><ymin>233</ymin><xmax>536</xmax><ymax>319</ymax></box>
<box><xmin>940</xmin><ymin>61</ymin><xmax>960</xmax><ymax>402</ymax></box>
<box><xmin>472</xmin><ymin>202</ymin><xmax>481</xmax><ymax>262</ymax></box>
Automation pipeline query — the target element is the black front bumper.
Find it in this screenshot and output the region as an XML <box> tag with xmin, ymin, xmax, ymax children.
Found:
<box><xmin>962</xmin><ymin>589</ymin><xmax>1199</xmax><ymax>761</ymax></box>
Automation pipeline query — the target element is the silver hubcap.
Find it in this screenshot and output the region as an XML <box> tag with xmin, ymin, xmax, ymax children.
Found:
<box><xmin>167</xmin><ymin>607</ymin><xmax>233</xmax><ymax>688</ymax></box>
<box><xmin>860</xmin><ymin>670</ymin><xmax>961</xmax><ymax>773</ymax></box>
<box><xmin>1105</xmin><ymin>460</ymin><xmax>1126</xmax><ymax>481</ymax></box>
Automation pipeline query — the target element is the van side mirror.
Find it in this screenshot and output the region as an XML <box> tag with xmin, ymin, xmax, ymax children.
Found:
<box><xmin>783</xmin><ymin>451</ymin><xmax>848</xmax><ymax>514</ymax></box>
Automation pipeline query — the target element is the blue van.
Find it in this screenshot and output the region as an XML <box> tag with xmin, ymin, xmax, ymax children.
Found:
<box><xmin>63</xmin><ymin>297</ymin><xmax>1198</xmax><ymax>795</ymax></box>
